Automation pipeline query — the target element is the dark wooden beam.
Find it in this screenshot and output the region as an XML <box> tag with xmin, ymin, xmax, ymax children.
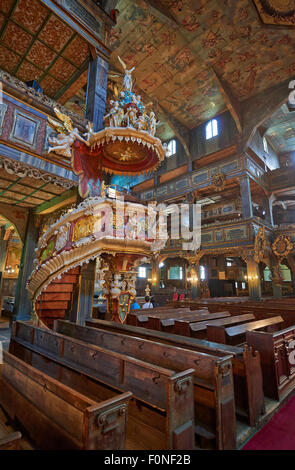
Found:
<box><xmin>212</xmin><ymin>68</ymin><xmax>242</xmax><ymax>134</ymax></box>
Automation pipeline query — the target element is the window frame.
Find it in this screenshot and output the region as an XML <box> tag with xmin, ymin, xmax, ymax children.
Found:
<box><xmin>205</xmin><ymin>119</ymin><xmax>218</xmax><ymax>140</ymax></box>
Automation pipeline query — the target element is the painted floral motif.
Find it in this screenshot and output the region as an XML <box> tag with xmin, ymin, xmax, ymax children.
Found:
<box><xmin>109</xmin><ymin>0</ymin><xmax>295</xmax><ymax>136</ymax></box>
<box><xmin>63</xmin><ymin>36</ymin><xmax>89</xmax><ymax>67</ymax></box>
<box><xmin>49</xmin><ymin>58</ymin><xmax>76</xmax><ymax>84</ymax></box>
<box><xmin>12</xmin><ymin>0</ymin><xmax>48</xmax><ymax>34</ymax></box>
<box><xmin>39</xmin><ymin>15</ymin><xmax>73</xmax><ymax>52</ymax></box>
<box><xmin>0</xmin><ymin>45</ymin><xmax>20</xmax><ymax>73</ymax></box>
<box><xmin>27</xmin><ymin>41</ymin><xmax>57</xmax><ymax>69</ymax></box>
<box><xmin>16</xmin><ymin>61</ymin><xmax>42</xmax><ymax>82</ymax></box>
<box><xmin>2</xmin><ymin>22</ymin><xmax>32</xmax><ymax>55</ymax></box>
<box><xmin>40</xmin><ymin>75</ymin><xmax>62</xmax><ymax>97</ymax></box>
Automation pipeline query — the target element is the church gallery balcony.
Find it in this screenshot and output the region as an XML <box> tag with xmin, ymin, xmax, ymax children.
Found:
<box><xmin>0</xmin><ymin>69</ymin><xmax>86</xmax><ymax>185</ymax></box>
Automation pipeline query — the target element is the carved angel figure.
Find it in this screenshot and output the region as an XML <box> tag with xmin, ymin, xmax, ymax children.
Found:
<box><xmin>118</xmin><ymin>56</ymin><xmax>135</xmax><ymax>92</ymax></box>
<box><xmin>148</xmin><ymin>111</ymin><xmax>160</xmax><ymax>136</ymax></box>
<box><xmin>104</xmin><ymin>100</ymin><xmax>124</xmax><ymax>127</ymax></box>
<box><xmin>83</xmin><ymin>121</ymin><xmax>94</xmax><ymax>141</ymax></box>
<box><xmin>136</xmin><ymin>113</ymin><xmax>148</xmax><ymax>131</ymax></box>
<box><xmin>48</xmin><ymin>108</ymin><xmax>89</xmax><ymax>159</ymax></box>
<box><xmin>125</xmin><ymin>106</ymin><xmax>137</xmax><ymax>128</ymax></box>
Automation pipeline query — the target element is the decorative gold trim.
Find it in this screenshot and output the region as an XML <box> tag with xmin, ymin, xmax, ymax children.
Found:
<box><xmin>272</xmin><ymin>235</ymin><xmax>294</xmax><ymax>262</ymax></box>
<box><xmin>254</xmin><ymin>227</ymin><xmax>266</xmax><ymax>264</ymax></box>
<box><xmin>211</xmin><ymin>172</ymin><xmax>226</xmax><ymax>192</ymax></box>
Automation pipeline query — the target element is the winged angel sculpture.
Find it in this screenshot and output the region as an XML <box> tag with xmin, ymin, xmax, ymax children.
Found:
<box><xmin>48</xmin><ymin>108</ymin><xmax>90</xmax><ymax>159</ymax></box>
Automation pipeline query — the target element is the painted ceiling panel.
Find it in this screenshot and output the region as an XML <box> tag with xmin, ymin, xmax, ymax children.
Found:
<box><xmin>109</xmin><ymin>0</ymin><xmax>295</xmax><ymax>133</ymax></box>
<box><xmin>0</xmin><ymin>0</ymin><xmax>91</xmax><ymax>100</ymax></box>
<box><xmin>265</xmin><ymin>104</ymin><xmax>295</xmax><ymax>153</ymax></box>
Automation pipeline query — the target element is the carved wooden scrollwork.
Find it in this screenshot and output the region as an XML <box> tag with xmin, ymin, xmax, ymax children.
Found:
<box><xmin>254</xmin><ymin>227</ymin><xmax>266</xmax><ymax>264</ymax></box>
<box><xmin>272</xmin><ymin>235</ymin><xmax>294</xmax><ymax>263</ymax></box>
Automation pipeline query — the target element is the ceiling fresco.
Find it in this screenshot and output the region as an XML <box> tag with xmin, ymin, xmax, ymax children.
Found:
<box><xmin>0</xmin><ymin>0</ymin><xmax>90</xmax><ymax>99</ymax></box>
<box><xmin>264</xmin><ymin>103</ymin><xmax>295</xmax><ymax>153</ymax></box>
<box><xmin>108</xmin><ymin>0</ymin><xmax>295</xmax><ymax>138</ymax></box>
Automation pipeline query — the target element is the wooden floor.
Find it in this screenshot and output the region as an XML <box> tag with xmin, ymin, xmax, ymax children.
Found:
<box><xmin>0</xmin><ymin>386</ymin><xmax>35</xmax><ymax>450</ymax></box>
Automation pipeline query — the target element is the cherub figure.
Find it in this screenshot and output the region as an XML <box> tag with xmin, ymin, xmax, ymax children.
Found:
<box><xmin>83</xmin><ymin>121</ymin><xmax>94</xmax><ymax>141</ymax></box>
<box><xmin>104</xmin><ymin>100</ymin><xmax>124</xmax><ymax>127</ymax></box>
<box><xmin>118</xmin><ymin>56</ymin><xmax>135</xmax><ymax>92</ymax></box>
<box><xmin>125</xmin><ymin>106</ymin><xmax>137</xmax><ymax>128</ymax></box>
<box><xmin>48</xmin><ymin>108</ymin><xmax>89</xmax><ymax>159</ymax></box>
<box><xmin>148</xmin><ymin>111</ymin><xmax>160</xmax><ymax>136</ymax></box>
<box><xmin>136</xmin><ymin>113</ymin><xmax>148</xmax><ymax>131</ymax></box>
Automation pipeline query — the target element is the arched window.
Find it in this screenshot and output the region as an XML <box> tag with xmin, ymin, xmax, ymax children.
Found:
<box><xmin>206</xmin><ymin>119</ymin><xmax>218</xmax><ymax>140</ymax></box>
<box><xmin>166</xmin><ymin>139</ymin><xmax>176</xmax><ymax>157</ymax></box>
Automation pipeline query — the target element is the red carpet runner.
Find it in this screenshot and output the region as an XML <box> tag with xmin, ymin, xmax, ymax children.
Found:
<box><xmin>243</xmin><ymin>395</ymin><xmax>295</xmax><ymax>450</ymax></box>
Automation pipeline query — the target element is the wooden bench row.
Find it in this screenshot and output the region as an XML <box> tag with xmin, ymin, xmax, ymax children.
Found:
<box><xmin>85</xmin><ymin>318</ymin><xmax>265</xmax><ymax>430</ymax></box>
<box><xmin>5</xmin><ymin>321</ymin><xmax>196</xmax><ymax>450</ymax></box>
<box><xmin>246</xmin><ymin>325</ymin><xmax>295</xmax><ymax>401</ymax></box>
<box><xmin>207</xmin><ymin>316</ymin><xmax>284</xmax><ymax>345</ymax></box>
<box><xmin>168</xmin><ymin>300</ymin><xmax>295</xmax><ymax>329</ymax></box>
<box><xmin>54</xmin><ymin>319</ymin><xmax>237</xmax><ymax>449</ymax></box>
<box><xmin>0</xmin><ymin>349</ymin><xmax>132</xmax><ymax>450</ymax></box>
<box><xmin>85</xmin><ymin>319</ymin><xmax>265</xmax><ymax>428</ymax></box>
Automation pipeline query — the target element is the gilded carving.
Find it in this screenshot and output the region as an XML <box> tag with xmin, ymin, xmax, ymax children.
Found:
<box><xmin>72</xmin><ymin>216</ymin><xmax>95</xmax><ymax>242</ymax></box>
<box><xmin>272</xmin><ymin>235</ymin><xmax>294</xmax><ymax>262</ymax></box>
<box><xmin>212</xmin><ymin>172</ymin><xmax>226</xmax><ymax>192</ymax></box>
<box><xmin>254</xmin><ymin>227</ymin><xmax>266</xmax><ymax>264</ymax></box>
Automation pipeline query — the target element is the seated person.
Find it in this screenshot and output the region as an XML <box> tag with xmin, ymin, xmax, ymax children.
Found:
<box><xmin>130</xmin><ymin>298</ymin><xmax>141</xmax><ymax>310</ymax></box>
<box><xmin>142</xmin><ymin>296</ymin><xmax>153</xmax><ymax>309</ymax></box>
<box><xmin>150</xmin><ymin>296</ymin><xmax>158</xmax><ymax>308</ymax></box>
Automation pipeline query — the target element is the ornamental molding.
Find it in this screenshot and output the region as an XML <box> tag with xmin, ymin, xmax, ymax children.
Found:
<box><xmin>254</xmin><ymin>227</ymin><xmax>266</xmax><ymax>264</ymax></box>
<box><xmin>28</xmin><ymin>238</ymin><xmax>151</xmax><ymax>301</ymax></box>
<box><xmin>0</xmin><ymin>69</ymin><xmax>87</xmax><ymax>129</ymax></box>
<box><xmin>272</xmin><ymin>235</ymin><xmax>294</xmax><ymax>262</ymax></box>
<box><xmin>0</xmin><ymin>156</ymin><xmax>74</xmax><ymax>189</ymax></box>
<box><xmin>211</xmin><ymin>172</ymin><xmax>226</xmax><ymax>191</ymax></box>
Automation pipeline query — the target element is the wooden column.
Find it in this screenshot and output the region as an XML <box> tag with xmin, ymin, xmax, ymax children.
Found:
<box><xmin>191</xmin><ymin>263</ymin><xmax>201</xmax><ymax>299</ymax></box>
<box><xmin>70</xmin><ymin>260</ymin><xmax>96</xmax><ymax>326</ymax></box>
<box><xmin>246</xmin><ymin>255</ymin><xmax>261</xmax><ymax>300</ymax></box>
<box><xmin>240</xmin><ymin>175</ymin><xmax>253</xmax><ymax>219</ymax></box>
<box><xmin>12</xmin><ymin>210</ymin><xmax>38</xmax><ymax>322</ymax></box>
<box><xmin>151</xmin><ymin>255</ymin><xmax>160</xmax><ymax>290</ymax></box>
<box><xmin>85</xmin><ymin>56</ymin><xmax>109</xmax><ymax>132</ymax></box>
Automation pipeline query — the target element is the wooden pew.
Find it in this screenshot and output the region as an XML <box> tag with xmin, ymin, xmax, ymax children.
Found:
<box><xmin>0</xmin><ymin>350</ymin><xmax>131</xmax><ymax>450</ymax></box>
<box><xmin>55</xmin><ymin>320</ymin><xmax>237</xmax><ymax>449</ymax></box>
<box><xmin>174</xmin><ymin>312</ymin><xmax>231</xmax><ymax>336</ymax></box>
<box><xmin>86</xmin><ymin>319</ymin><xmax>265</xmax><ymax>428</ymax></box>
<box><xmin>246</xmin><ymin>325</ymin><xmax>295</xmax><ymax>401</ymax></box>
<box><xmin>127</xmin><ymin>308</ymin><xmax>192</xmax><ymax>326</ymax></box>
<box><xmin>207</xmin><ymin>316</ymin><xmax>284</xmax><ymax>346</ymax></box>
<box><xmin>176</xmin><ymin>314</ymin><xmax>255</xmax><ymax>338</ymax></box>
<box><xmin>146</xmin><ymin>310</ymin><xmax>218</xmax><ymax>332</ymax></box>
<box><xmin>9</xmin><ymin>321</ymin><xmax>195</xmax><ymax>450</ymax></box>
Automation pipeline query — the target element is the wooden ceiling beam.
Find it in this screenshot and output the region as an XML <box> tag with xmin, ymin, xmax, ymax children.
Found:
<box><xmin>212</xmin><ymin>68</ymin><xmax>242</xmax><ymax>134</ymax></box>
